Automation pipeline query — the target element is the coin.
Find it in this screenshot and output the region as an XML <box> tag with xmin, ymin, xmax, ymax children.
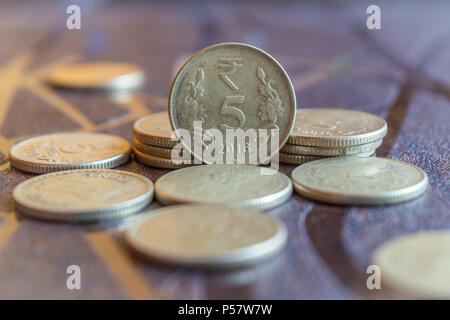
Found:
<box><xmin>125</xmin><ymin>205</ymin><xmax>287</xmax><ymax>267</ymax></box>
<box><xmin>373</xmin><ymin>231</ymin><xmax>450</xmax><ymax>299</ymax></box>
<box><xmin>9</xmin><ymin>133</ymin><xmax>131</xmax><ymax>174</ymax></box>
<box><xmin>279</xmin><ymin>150</ymin><xmax>375</xmax><ymax>165</ymax></box>
<box><xmin>287</xmin><ymin>108</ymin><xmax>387</xmax><ymax>147</ymax></box>
<box><xmin>13</xmin><ymin>169</ymin><xmax>154</xmax><ymax>222</ymax></box>
<box><xmin>169</xmin><ymin>42</ymin><xmax>296</xmax><ymax>165</ymax></box>
<box><xmin>133</xmin><ymin>112</ymin><xmax>178</xmax><ymax>148</ymax></box>
<box><xmin>281</xmin><ymin>139</ymin><xmax>382</xmax><ymax>156</ymax></box>
<box><xmin>47</xmin><ymin>62</ymin><xmax>145</xmax><ymax>90</ymax></box>
<box><xmin>134</xmin><ymin>148</ymin><xmax>192</xmax><ymax>169</ymax></box>
<box><xmin>155</xmin><ymin>164</ymin><xmax>292</xmax><ymax>210</ymax></box>
<box><xmin>291</xmin><ymin>157</ymin><xmax>428</xmax><ymax>205</ymax></box>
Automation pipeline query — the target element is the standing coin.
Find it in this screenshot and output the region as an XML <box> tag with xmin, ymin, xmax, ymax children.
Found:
<box><xmin>291</xmin><ymin>157</ymin><xmax>428</xmax><ymax>205</ymax></box>
<box><xmin>169</xmin><ymin>42</ymin><xmax>296</xmax><ymax>165</ymax></box>
<box><xmin>13</xmin><ymin>169</ymin><xmax>154</xmax><ymax>222</ymax></box>
<box><xmin>125</xmin><ymin>205</ymin><xmax>287</xmax><ymax>267</ymax></box>
<box><xmin>47</xmin><ymin>62</ymin><xmax>145</xmax><ymax>90</ymax></box>
<box><xmin>287</xmin><ymin>108</ymin><xmax>387</xmax><ymax>147</ymax></box>
<box><xmin>373</xmin><ymin>231</ymin><xmax>450</xmax><ymax>299</ymax></box>
<box><xmin>133</xmin><ymin>112</ymin><xmax>178</xmax><ymax>148</ymax></box>
<box><xmin>9</xmin><ymin>132</ymin><xmax>131</xmax><ymax>174</ymax></box>
<box><xmin>281</xmin><ymin>139</ymin><xmax>382</xmax><ymax>156</ymax></box>
<box><xmin>155</xmin><ymin>164</ymin><xmax>292</xmax><ymax>210</ymax></box>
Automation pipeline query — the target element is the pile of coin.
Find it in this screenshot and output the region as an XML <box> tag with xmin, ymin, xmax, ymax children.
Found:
<box><xmin>279</xmin><ymin>108</ymin><xmax>387</xmax><ymax>165</ymax></box>
<box><xmin>132</xmin><ymin>112</ymin><xmax>194</xmax><ymax>169</ymax></box>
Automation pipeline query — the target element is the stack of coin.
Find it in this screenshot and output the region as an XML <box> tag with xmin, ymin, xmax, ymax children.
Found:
<box><xmin>132</xmin><ymin>112</ymin><xmax>194</xmax><ymax>169</ymax></box>
<box><xmin>280</xmin><ymin>108</ymin><xmax>387</xmax><ymax>165</ymax></box>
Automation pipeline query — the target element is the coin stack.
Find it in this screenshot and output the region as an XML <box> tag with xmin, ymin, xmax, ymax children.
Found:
<box><xmin>279</xmin><ymin>108</ymin><xmax>387</xmax><ymax>165</ymax></box>
<box><xmin>132</xmin><ymin>112</ymin><xmax>193</xmax><ymax>169</ymax></box>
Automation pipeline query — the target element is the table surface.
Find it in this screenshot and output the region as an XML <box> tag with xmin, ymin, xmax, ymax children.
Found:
<box><xmin>0</xmin><ymin>0</ymin><xmax>449</xmax><ymax>299</ymax></box>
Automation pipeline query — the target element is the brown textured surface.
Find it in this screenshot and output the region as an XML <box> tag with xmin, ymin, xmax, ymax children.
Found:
<box><xmin>0</xmin><ymin>0</ymin><xmax>449</xmax><ymax>299</ymax></box>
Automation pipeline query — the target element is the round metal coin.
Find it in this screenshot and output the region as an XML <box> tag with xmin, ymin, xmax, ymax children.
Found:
<box><xmin>291</xmin><ymin>157</ymin><xmax>428</xmax><ymax>205</ymax></box>
<box><xmin>9</xmin><ymin>132</ymin><xmax>131</xmax><ymax>174</ymax></box>
<box><xmin>133</xmin><ymin>112</ymin><xmax>179</xmax><ymax>148</ymax></box>
<box><xmin>155</xmin><ymin>164</ymin><xmax>292</xmax><ymax>210</ymax></box>
<box><xmin>281</xmin><ymin>139</ymin><xmax>382</xmax><ymax>156</ymax></box>
<box><xmin>13</xmin><ymin>169</ymin><xmax>154</xmax><ymax>222</ymax></box>
<box><xmin>47</xmin><ymin>62</ymin><xmax>145</xmax><ymax>90</ymax></box>
<box><xmin>279</xmin><ymin>150</ymin><xmax>375</xmax><ymax>165</ymax></box>
<box><xmin>125</xmin><ymin>205</ymin><xmax>287</xmax><ymax>267</ymax></box>
<box><xmin>287</xmin><ymin>108</ymin><xmax>387</xmax><ymax>147</ymax></box>
<box><xmin>169</xmin><ymin>42</ymin><xmax>296</xmax><ymax>165</ymax></box>
<box><xmin>134</xmin><ymin>148</ymin><xmax>192</xmax><ymax>169</ymax></box>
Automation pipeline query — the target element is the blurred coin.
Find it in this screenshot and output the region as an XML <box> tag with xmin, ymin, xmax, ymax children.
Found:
<box><xmin>291</xmin><ymin>157</ymin><xmax>427</xmax><ymax>205</ymax></box>
<box><xmin>134</xmin><ymin>148</ymin><xmax>191</xmax><ymax>169</ymax></box>
<box><xmin>288</xmin><ymin>108</ymin><xmax>387</xmax><ymax>147</ymax></box>
<box><xmin>9</xmin><ymin>132</ymin><xmax>131</xmax><ymax>174</ymax></box>
<box><xmin>169</xmin><ymin>42</ymin><xmax>296</xmax><ymax>165</ymax></box>
<box><xmin>373</xmin><ymin>231</ymin><xmax>450</xmax><ymax>299</ymax></box>
<box><xmin>125</xmin><ymin>205</ymin><xmax>287</xmax><ymax>268</ymax></box>
<box><xmin>13</xmin><ymin>169</ymin><xmax>154</xmax><ymax>222</ymax></box>
<box><xmin>47</xmin><ymin>62</ymin><xmax>145</xmax><ymax>90</ymax></box>
<box><xmin>133</xmin><ymin>112</ymin><xmax>178</xmax><ymax>148</ymax></box>
<box><xmin>281</xmin><ymin>139</ymin><xmax>382</xmax><ymax>156</ymax></box>
<box><xmin>155</xmin><ymin>164</ymin><xmax>292</xmax><ymax>210</ymax></box>
<box><xmin>279</xmin><ymin>150</ymin><xmax>375</xmax><ymax>165</ymax></box>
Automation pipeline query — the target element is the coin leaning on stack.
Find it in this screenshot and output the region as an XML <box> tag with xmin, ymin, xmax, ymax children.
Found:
<box><xmin>132</xmin><ymin>112</ymin><xmax>194</xmax><ymax>169</ymax></box>
<box><xmin>280</xmin><ymin>108</ymin><xmax>387</xmax><ymax>165</ymax></box>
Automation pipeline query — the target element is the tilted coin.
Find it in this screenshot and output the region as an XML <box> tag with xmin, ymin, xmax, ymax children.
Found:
<box><xmin>9</xmin><ymin>132</ymin><xmax>131</xmax><ymax>174</ymax></box>
<box><xmin>373</xmin><ymin>231</ymin><xmax>450</xmax><ymax>299</ymax></box>
<box><xmin>279</xmin><ymin>150</ymin><xmax>375</xmax><ymax>165</ymax></box>
<box><xmin>287</xmin><ymin>108</ymin><xmax>387</xmax><ymax>147</ymax></box>
<box><xmin>291</xmin><ymin>157</ymin><xmax>428</xmax><ymax>205</ymax></box>
<box><xmin>281</xmin><ymin>139</ymin><xmax>382</xmax><ymax>156</ymax></box>
<box><xmin>47</xmin><ymin>62</ymin><xmax>145</xmax><ymax>90</ymax></box>
<box><xmin>13</xmin><ymin>169</ymin><xmax>154</xmax><ymax>222</ymax></box>
<box><xmin>134</xmin><ymin>148</ymin><xmax>192</xmax><ymax>169</ymax></box>
<box><xmin>169</xmin><ymin>42</ymin><xmax>296</xmax><ymax>165</ymax></box>
<box><xmin>125</xmin><ymin>205</ymin><xmax>287</xmax><ymax>267</ymax></box>
<box><xmin>155</xmin><ymin>164</ymin><xmax>292</xmax><ymax>210</ymax></box>
<box><xmin>133</xmin><ymin>112</ymin><xmax>179</xmax><ymax>148</ymax></box>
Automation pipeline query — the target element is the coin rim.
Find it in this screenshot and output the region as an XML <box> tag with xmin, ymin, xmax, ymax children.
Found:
<box><xmin>279</xmin><ymin>150</ymin><xmax>375</xmax><ymax>165</ymax></box>
<box><xmin>13</xmin><ymin>169</ymin><xmax>154</xmax><ymax>222</ymax></box>
<box><xmin>154</xmin><ymin>164</ymin><xmax>293</xmax><ymax>210</ymax></box>
<box><xmin>125</xmin><ymin>204</ymin><xmax>288</xmax><ymax>267</ymax></box>
<box><xmin>133</xmin><ymin>138</ymin><xmax>173</xmax><ymax>158</ymax></box>
<box><xmin>168</xmin><ymin>42</ymin><xmax>297</xmax><ymax>165</ymax></box>
<box><xmin>133</xmin><ymin>113</ymin><xmax>178</xmax><ymax>148</ymax></box>
<box><xmin>291</xmin><ymin>157</ymin><xmax>428</xmax><ymax>205</ymax></box>
<box><xmin>281</xmin><ymin>139</ymin><xmax>382</xmax><ymax>156</ymax></box>
<box><xmin>9</xmin><ymin>133</ymin><xmax>132</xmax><ymax>174</ymax></box>
<box><xmin>134</xmin><ymin>148</ymin><xmax>192</xmax><ymax>169</ymax></box>
<box><xmin>287</xmin><ymin>109</ymin><xmax>388</xmax><ymax>147</ymax></box>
